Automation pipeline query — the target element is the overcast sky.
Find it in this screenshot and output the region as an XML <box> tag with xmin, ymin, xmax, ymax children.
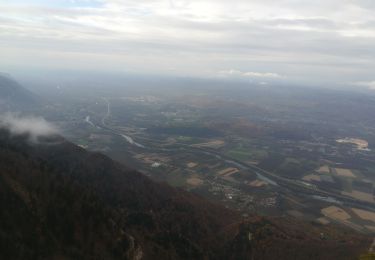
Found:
<box><xmin>1</xmin><ymin>0</ymin><xmax>375</xmax><ymax>88</ymax></box>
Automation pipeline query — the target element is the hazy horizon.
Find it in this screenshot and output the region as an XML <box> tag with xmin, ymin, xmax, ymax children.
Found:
<box><xmin>1</xmin><ymin>0</ymin><xmax>375</xmax><ymax>90</ymax></box>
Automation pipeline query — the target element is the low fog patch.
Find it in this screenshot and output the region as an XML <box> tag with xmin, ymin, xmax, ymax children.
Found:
<box><xmin>0</xmin><ymin>113</ymin><xmax>58</xmax><ymax>143</ymax></box>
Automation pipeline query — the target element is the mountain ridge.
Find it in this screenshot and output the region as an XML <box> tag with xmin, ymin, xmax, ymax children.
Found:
<box><xmin>0</xmin><ymin>74</ymin><xmax>39</xmax><ymax>110</ymax></box>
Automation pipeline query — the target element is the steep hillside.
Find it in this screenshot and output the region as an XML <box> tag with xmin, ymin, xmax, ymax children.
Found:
<box><xmin>0</xmin><ymin>129</ymin><xmax>371</xmax><ymax>259</ymax></box>
<box><xmin>0</xmin><ymin>73</ymin><xmax>38</xmax><ymax>109</ymax></box>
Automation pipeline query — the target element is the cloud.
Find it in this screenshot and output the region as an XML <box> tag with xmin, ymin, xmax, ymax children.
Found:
<box><xmin>354</xmin><ymin>81</ymin><xmax>375</xmax><ymax>90</ymax></box>
<box><xmin>1</xmin><ymin>0</ymin><xmax>375</xmax><ymax>86</ymax></box>
<box><xmin>0</xmin><ymin>113</ymin><xmax>58</xmax><ymax>142</ymax></box>
<box><xmin>219</xmin><ymin>69</ymin><xmax>283</xmax><ymax>78</ymax></box>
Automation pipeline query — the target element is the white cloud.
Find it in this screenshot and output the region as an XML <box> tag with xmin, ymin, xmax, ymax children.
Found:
<box><xmin>354</xmin><ymin>81</ymin><xmax>375</xmax><ymax>90</ymax></box>
<box><xmin>219</xmin><ymin>69</ymin><xmax>282</xmax><ymax>78</ymax></box>
<box><xmin>0</xmin><ymin>113</ymin><xmax>58</xmax><ymax>142</ymax></box>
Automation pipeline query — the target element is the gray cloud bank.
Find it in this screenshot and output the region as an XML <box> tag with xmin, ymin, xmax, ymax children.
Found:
<box><xmin>0</xmin><ymin>113</ymin><xmax>58</xmax><ymax>142</ymax></box>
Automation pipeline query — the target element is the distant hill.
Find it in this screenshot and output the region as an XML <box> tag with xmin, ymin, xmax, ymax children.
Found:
<box><xmin>0</xmin><ymin>73</ymin><xmax>39</xmax><ymax>110</ymax></box>
<box><xmin>0</xmin><ymin>128</ymin><xmax>371</xmax><ymax>259</ymax></box>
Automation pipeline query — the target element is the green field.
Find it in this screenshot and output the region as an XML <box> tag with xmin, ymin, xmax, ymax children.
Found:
<box><xmin>226</xmin><ymin>147</ymin><xmax>268</xmax><ymax>161</ymax></box>
<box><xmin>176</xmin><ymin>136</ymin><xmax>193</xmax><ymax>142</ymax></box>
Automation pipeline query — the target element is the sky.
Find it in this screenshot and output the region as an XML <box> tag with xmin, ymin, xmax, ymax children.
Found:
<box><xmin>1</xmin><ymin>0</ymin><xmax>375</xmax><ymax>88</ymax></box>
